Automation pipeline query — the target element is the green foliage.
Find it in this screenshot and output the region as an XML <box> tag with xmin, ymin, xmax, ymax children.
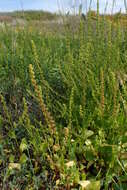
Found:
<box><xmin>0</xmin><ymin>8</ymin><xmax>127</xmax><ymax>190</ymax></box>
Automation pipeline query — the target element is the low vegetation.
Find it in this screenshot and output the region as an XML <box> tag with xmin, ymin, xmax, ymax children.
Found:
<box><xmin>0</xmin><ymin>6</ymin><xmax>127</xmax><ymax>190</ymax></box>
<box><xmin>0</xmin><ymin>11</ymin><xmax>58</xmax><ymax>22</ymax></box>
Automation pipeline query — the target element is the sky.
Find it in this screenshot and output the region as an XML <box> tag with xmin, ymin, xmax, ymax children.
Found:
<box><xmin>0</xmin><ymin>0</ymin><xmax>126</xmax><ymax>14</ymax></box>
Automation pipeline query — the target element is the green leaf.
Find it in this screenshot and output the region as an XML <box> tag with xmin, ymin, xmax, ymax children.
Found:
<box><xmin>8</xmin><ymin>130</ymin><xmax>16</xmax><ymax>139</ymax></box>
<box><xmin>39</xmin><ymin>142</ymin><xmax>48</xmax><ymax>153</ymax></box>
<box><xmin>9</xmin><ymin>154</ymin><xmax>15</xmax><ymax>163</ymax></box>
<box><xmin>85</xmin><ymin>130</ymin><xmax>94</xmax><ymax>139</ymax></box>
<box><xmin>20</xmin><ymin>138</ymin><xmax>28</xmax><ymax>152</ymax></box>
<box><xmin>85</xmin><ymin>149</ymin><xmax>95</xmax><ymax>161</ymax></box>
<box><xmin>100</xmin><ymin>145</ymin><xmax>112</xmax><ymax>162</ymax></box>
<box><xmin>0</xmin><ymin>115</ymin><xmax>3</xmax><ymax>127</ymax></box>
<box><xmin>89</xmin><ymin>181</ymin><xmax>100</xmax><ymax>190</ymax></box>
<box><xmin>20</xmin><ymin>153</ymin><xmax>28</xmax><ymax>164</ymax></box>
